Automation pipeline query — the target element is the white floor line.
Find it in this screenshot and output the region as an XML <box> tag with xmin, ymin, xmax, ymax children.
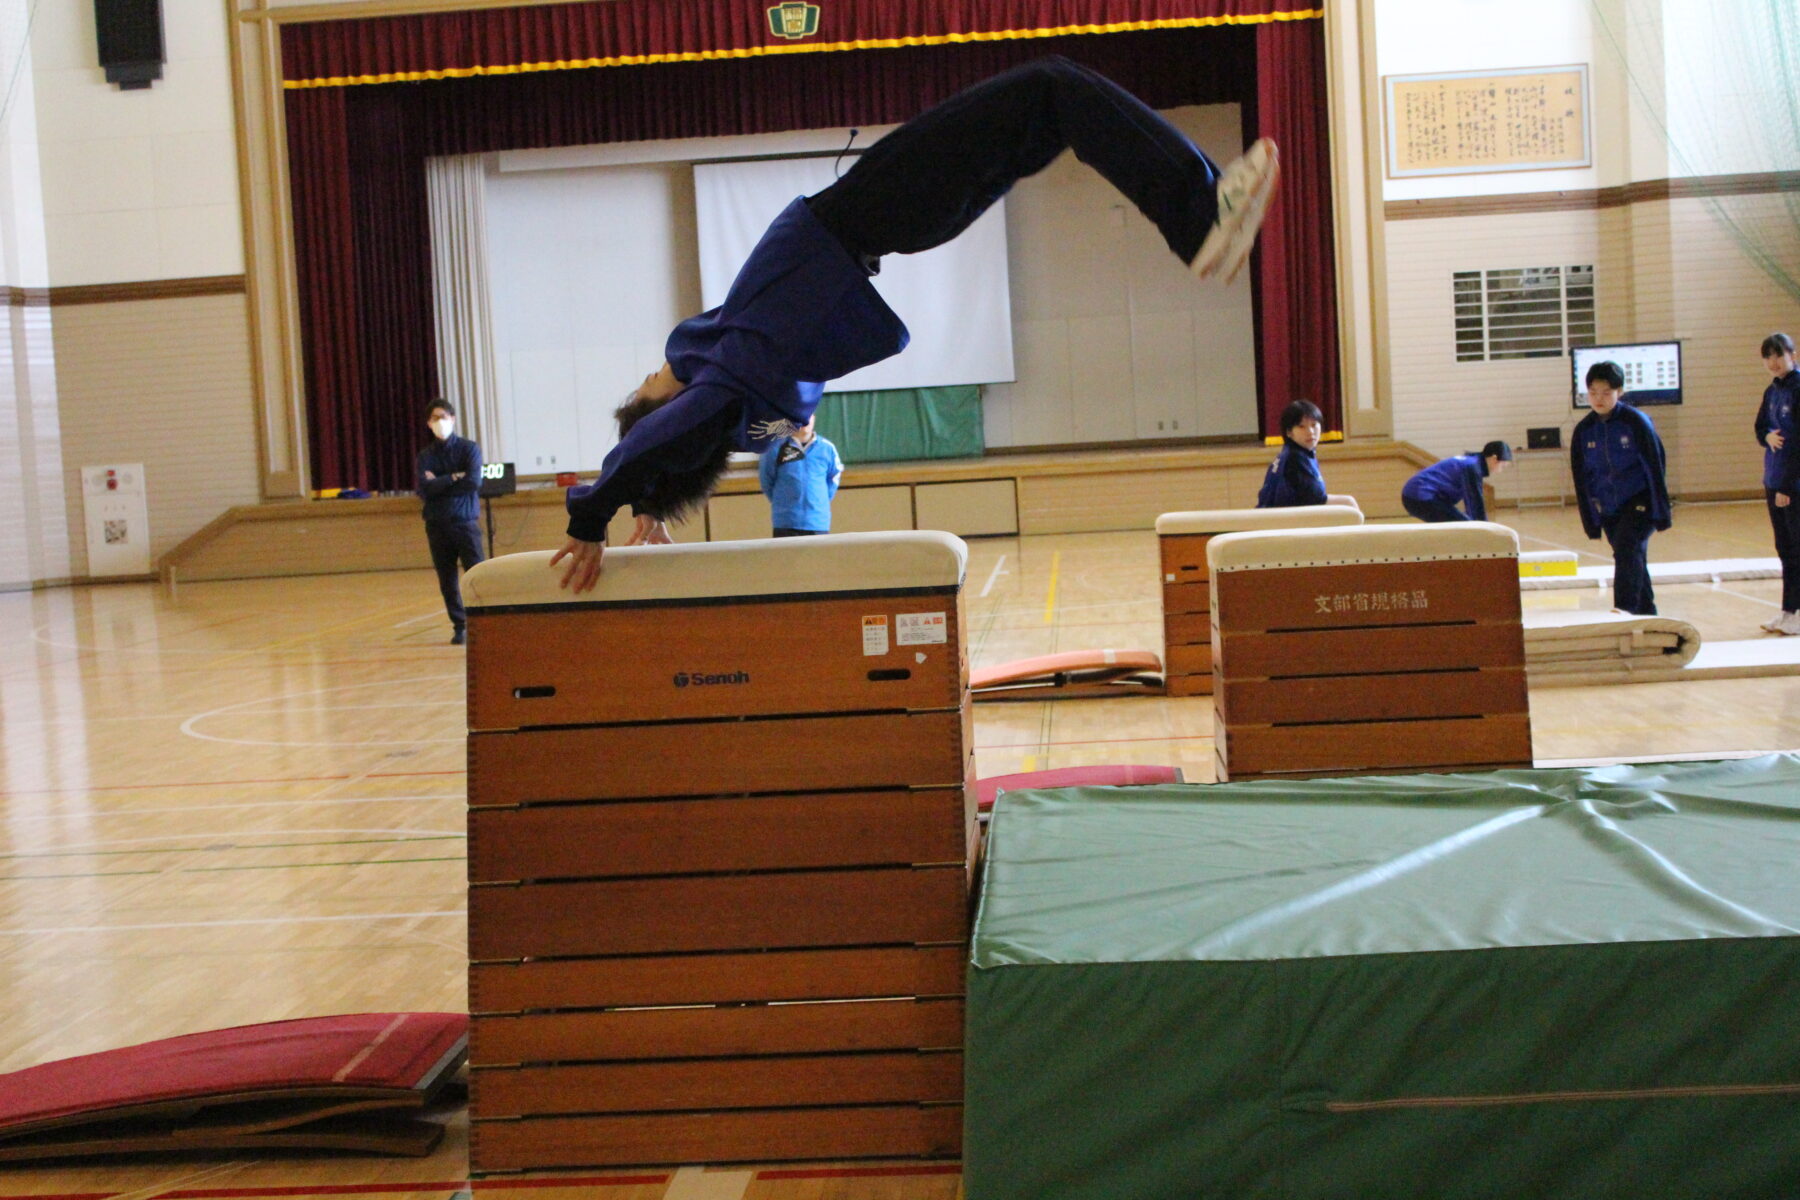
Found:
<box><xmin>393</xmin><ymin>610</ymin><xmax>443</xmax><ymax>627</ymax></box>
<box><xmin>980</xmin><ymin>553</ymin><xmax>1009</xmax><ymax>597</ymax></box>
<box><xmin>1712</xmin><ymin>583</ymin><xmax>1783</xmax><ymax>611</ymax></box>
<box><xmin>2</xmin><ymin>793</ymin><xmax>465</xmax><ymax>825</ymax></box>
<box><xmin>662</xmin><ymin>1166</ymin><xmax>754</xmax><ymax>1200</ymax></box>
<box><xmin>0</xmin><ymin>910</ymin><xmax>465</xmax><ymax>936</ymax></box>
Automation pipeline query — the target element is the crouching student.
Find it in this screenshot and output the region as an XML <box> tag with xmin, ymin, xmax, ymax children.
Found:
<box><xmin>759</xmin><ymin>417</ymin><xmax>843</xmax><ymax>537</ymax></box>
<box><xmin>1256</xmin><ymin>399</ymin><xmax>1327</xmax><ymax>508</ymax></box>
<box><xmin>1401</xmin><ymin>441</ymin><xmax>1513</xmax><ymax>522</ymax></box>
<box><xmin>1571</xmin><ymin>361</ymin><xmax>1672</xmax><ymax>615</ymax></box>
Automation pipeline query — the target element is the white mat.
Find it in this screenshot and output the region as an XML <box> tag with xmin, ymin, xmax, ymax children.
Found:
<box><xmin>1525</xmin><ymin>614</ymin><xmax>1800</xmax><ymax>687</ymax></box>
<box><xmin>1523</xmin><ymin>610</ymin><xmax>1701</xmax><ymax>684</ymax></box>
<box><xmin>1522</xmin><ymin>556</ymin><xmax>1781</xmax><ymax>591</ymax></box>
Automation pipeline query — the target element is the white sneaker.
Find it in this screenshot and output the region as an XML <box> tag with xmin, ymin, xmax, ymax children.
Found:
<box><xmin>1191</xmin><ymin>138</ymin><xmax>1280</xmax><ymax>284</ymax></box>
<box><xmin>1781</xmin><ymin>612</ymin><xmax>1800</xmax><ymax>636</ymax></box>
<box><xmin>1763</xmin><ymin>612</ymin><xmax>1788</xmax><ymax>634</ymax></box>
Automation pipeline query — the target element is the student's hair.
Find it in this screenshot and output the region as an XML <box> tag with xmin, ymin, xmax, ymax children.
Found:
<box><xmin>614</xmin><ymin>392</ymin><xmax>734</xmax><ymax>523</ymax></box>
<box><xmin>1279</xmin><ymin>399</ymin><xmax>1324</xmax><ymax>437</ymax></box>
<box><xmin>1584</xmin><ymin>361</ymin><xmax>1625</xmax><ymax>390</ymax></box>
<box><xmin>427</xmin><ymin>398</ymin><xmax>455</xmax><ymax>419</ymax></box>
<box><xmin>1763</xmin><ymin>332</ymin><xmax>1796</xmax><ymax>359</ymax></box>
<box><xmin>1480</xmin><ymin>440</ymin><xmax>1514</xmax><ymax>462</ymax></box>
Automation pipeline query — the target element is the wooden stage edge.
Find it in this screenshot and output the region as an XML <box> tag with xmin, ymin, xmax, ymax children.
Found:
<box><xmin>160</xmin><ymin>441</ymin><xmax>1439</xmax><ymax>584</ymax></box>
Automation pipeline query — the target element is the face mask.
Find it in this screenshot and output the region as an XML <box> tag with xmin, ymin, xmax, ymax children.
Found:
<box><xmin>430</xmin><ymin>418</ymin><xmax>454</xmax><ymax>439</ymax></box>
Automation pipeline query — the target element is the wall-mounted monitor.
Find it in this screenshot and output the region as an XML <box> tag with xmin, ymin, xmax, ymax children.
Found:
<box><xmin>1571</xmin><ymin>341</ymin><xmax>1682</xmax><ymax>408</ymax></box>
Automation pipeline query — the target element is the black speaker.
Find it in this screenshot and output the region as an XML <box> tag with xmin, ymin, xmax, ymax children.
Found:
<box><xmin>94</xmin><ymin>0</ymin><xmax>163</xmax><ymax>90</ymax></box>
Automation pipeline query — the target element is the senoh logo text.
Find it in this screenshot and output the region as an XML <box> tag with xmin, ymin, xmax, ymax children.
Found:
<box><xmin>673</xmin><ymin>670</ymin><xmax>751</xmax><ymax>687</ymax></box>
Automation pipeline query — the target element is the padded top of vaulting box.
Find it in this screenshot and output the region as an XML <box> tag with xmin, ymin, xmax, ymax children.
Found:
<box><xmin>1155</xmin><ymin>506</ymin><xmax>1364</xmax><ymax>536</ymax></box>
<box><xmin>1207</xmin><ymin>520</ymin><xmax>1518</xmax><ymax>573</ymax></box>
<box><xmin>464</xmin><ymin>530</ymin><xmax>968</xmax><ymax>608</ymax></box>
<box><xmin>973</xmin><ymin>755</ymin><xmax>1800</xmax><ymax>968</ymax></box>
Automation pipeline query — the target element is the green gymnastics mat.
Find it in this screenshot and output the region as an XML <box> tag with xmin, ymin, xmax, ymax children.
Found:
<box><xmin>966</xmin><ymin>756</ymin><xmax>1800</xmax><ymax>1200</ymax></box>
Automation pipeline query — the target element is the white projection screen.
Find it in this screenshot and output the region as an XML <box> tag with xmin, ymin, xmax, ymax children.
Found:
<box><xmin>692</xmin><ymin>156</ymin><xmax>1015</xmax><ymax>392</ymax></box>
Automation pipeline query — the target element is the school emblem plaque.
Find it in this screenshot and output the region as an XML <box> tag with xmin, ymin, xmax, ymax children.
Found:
<box><xmin>767</xmin><ymin>1</ymin><xmax>820</xmax><ymax>39</ymax></box>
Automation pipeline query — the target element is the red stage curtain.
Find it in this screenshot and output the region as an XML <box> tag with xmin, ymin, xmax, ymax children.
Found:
<box><xmin>285</xmin><ymin>87</ymin><xmax>366</xmax><ymax>492</ymax></box>
<box><xmin>283</xmin><ymin>22</ymin><xmax>1338</xmax><ymax>490</ymax></box>
<box><xmin>287</xmin><ymin>87</ymin><xmax>438</xmax><ymax>492</ymax></box>
<box><xmin>281</xmin><ymin>0</ymin><xmax>1312</xmax><ymax>86</ymax></box>
<box><xmin>1253</xmin><ymin>17</ymin><xmax>1340</xmax><ymax>436</ymax></box>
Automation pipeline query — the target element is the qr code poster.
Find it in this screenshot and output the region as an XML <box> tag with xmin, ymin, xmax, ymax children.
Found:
<box><xmin>103</xmin><ymin>519</ymin><xmax>130</xmax><ymax>545</ymax></box>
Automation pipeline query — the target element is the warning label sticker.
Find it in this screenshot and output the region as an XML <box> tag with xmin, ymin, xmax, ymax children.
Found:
<box><xmin>862</xmin><ymin>615</ymin><xmax>890</xmax><ymax>656</ymax></box>
<box><xmin>897</xmin><ymin>611</ymin><xmax>948</xmax><ymax>645</ymax></box>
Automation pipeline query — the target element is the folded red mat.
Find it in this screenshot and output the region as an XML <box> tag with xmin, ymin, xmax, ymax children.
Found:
<box><xmin>976</xmin><ymin>765</ymin><xmax>1183</xmax><ymax>812</ymax></box>
<box><xmin>0</xmin><ymin>1012</ymin><xmax>468</xmax><ymax>1160</ymax></box>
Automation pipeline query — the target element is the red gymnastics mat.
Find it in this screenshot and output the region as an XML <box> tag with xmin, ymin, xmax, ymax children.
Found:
<box><xmin>976</xmin><ymin>764</ymin><xmax>1184</xmax><ymax>813</ymax></box>
<box><xmin>0</xmin><ymin>1012</ymin><xmax>467</xmax><ymax>1161</ymax></box>
<box><xmin>970</xmin><ymin>650</ymin><xmax>1165</xmax><ymax>701</ymax></box>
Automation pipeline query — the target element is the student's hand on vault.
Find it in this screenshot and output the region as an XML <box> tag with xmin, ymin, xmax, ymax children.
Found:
<box><xmin>627</xmin><ymin>515</ymin><xmax>673</xmax><ymax>545</ymax></box>
<box><xmin>551</xmin><ymin>537</ymin><xmax>604</xmax><ymax>593</ymax></box>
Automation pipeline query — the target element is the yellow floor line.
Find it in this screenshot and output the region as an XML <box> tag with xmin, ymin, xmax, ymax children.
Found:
<box><xmin>1043</xmin><ymin>550</ymin><xmax>1061</xmax><ymax>625</ymax></box>
<box><xmin>208</xmin><ymin>600</ymin><xmax>431</xmax><ymax>668</ymax></box>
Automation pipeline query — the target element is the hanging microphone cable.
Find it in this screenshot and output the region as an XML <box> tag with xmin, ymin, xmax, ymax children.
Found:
<box><xmin>834</xmin><ymin>129</ymin><xmax>859</xmax><ymax>178</ymax></box>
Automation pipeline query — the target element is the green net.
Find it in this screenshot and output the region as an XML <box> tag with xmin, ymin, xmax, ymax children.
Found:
<box><xmin>1593</xmin><ymin>0</ymin><xmax>1800</xmax><ymax>303</ymax></box>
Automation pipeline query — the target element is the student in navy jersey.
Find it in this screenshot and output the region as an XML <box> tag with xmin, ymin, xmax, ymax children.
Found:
<box><xmin>415</xmin><ymin>399</ymin><xmax>485</xmax><ymax>644</ymax></box>
<box><xmin>1755</xmin><ymin>332</ymin><xmax>1800</xmax><ymax>634</ymax></box>
<box><xmin>551</xmin><ymin>57</ymin><xmax>1282</xmax><ymax>592</ymax></box>
<box><xmin>1256</xmin><ymin>400</ymin><xmax>1328</xmax><ymax>508</ymax></box>
<box><xmin>1401</xmin><ymin>441</ymin><xmax>1513</xmax><ymax>522</ymax></box>
<box><xmin>1570</xmin><ymin>361</ymin><xmax>1672</xmax><ymax>615</ymax></box>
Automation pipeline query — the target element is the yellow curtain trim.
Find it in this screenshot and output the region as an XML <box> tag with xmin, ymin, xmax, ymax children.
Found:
<box><xmin>1263</xmin><ymin>430</ymin><xmax>1345</xmax><ymax>445</ymax></box>
<box><xmin>282</xmin><ymin>10</ymin><xmax>1324</xmax><ymax>89</ymax></box>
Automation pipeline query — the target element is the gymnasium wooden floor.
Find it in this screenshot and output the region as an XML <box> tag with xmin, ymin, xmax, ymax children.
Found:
<box><xmin>1</xmin><ymin>500</ymin><xmax>1795</xmax><ymax>1200</ymax></box>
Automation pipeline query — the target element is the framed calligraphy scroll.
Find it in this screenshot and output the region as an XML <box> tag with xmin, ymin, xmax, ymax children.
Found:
<box><xmin>1384</xmin><ymin>65</ymin><xmax>1590</xmax><ymax>178</ymax></box>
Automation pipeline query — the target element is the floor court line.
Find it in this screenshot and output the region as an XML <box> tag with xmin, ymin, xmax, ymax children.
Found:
<box><xmin>9</xmin><ymin>1165</ymin><xmax>966</xmax><ymax>1200</ymax></box>
<box><xmin>0</xmin><ymin>1176</ymin><xmax>681</xmax><ymax>1200</ymax></box>
<box><xmin>755</xmin><ymin>1166</ymin><xmax>963</xmax><ymax>1180</ymax></box>
<box><xmin>0</xmin><ymin>834</ymin><xmax>464</xmax><ymax>862</ymax></box>
<box><xmin>979</xmin><ymin>553</ymin><xmax>1009</xmax><ymax>597</ymax></box>
<box><xmin>179</xmin><ymin>676</ymin><xmax>462</xmax><ymax>748</ymax></box>
<box><xmin>978</xmin><ymin>732</ymin><xmax>1214</xmax><ymax>750</ymax></box>
<box><xmin>0</xmin><ymin>909</ymin><xmax>467</xmax><ymax>936</ymax></box>
<box><xmin>663</xmin><ymin>1166</ymin><xmax>752</xmax><ymax>1200</ymax></box>
<box><xmin>108</xmin><ymin>1160</ymin><xmax>249</xmax><ymax>1200</ymax></box>
<box><xmin>179</xmin><ymin>854</ymin><xmax>466</xmax><ymax>874</ymax></box>
<box><xmin>1711</xmin><ymin>583</ymin><xmax>1782</xmax><ymax>610</ymax></box>
<box><xmin>0</xmin><ymin>770</ymin><xmax>464</xmax><ymax>800</ymax></box>
<box><xmin>206</xmin><ymin>600</ymin><xmax>439</xmax><ymax>668</ymax></box>
<box><xmin>2</xmin><ymin>794</ymin><xmax>465</xmax><ymax>824</ymax></box>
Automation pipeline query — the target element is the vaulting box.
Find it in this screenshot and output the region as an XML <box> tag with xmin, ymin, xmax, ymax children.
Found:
<box><xmin>966</xmin><ymin>759</ymin><xmax>1800</xmax><ymax>1200</ymax></box>
<box><xmin>1208</xmin><ymin>522</ymin><xmax>1530</xmax><ymax>779</ymax></box>
<box><xmin>462</xmin><ymin>533</ymin><xmax>973</xmax><ymax>1172</ymax></box>
<box><xmin>1156</xmin><ymin>506</ymin><xmax>1363</xmax><ymax>696</ymax></box>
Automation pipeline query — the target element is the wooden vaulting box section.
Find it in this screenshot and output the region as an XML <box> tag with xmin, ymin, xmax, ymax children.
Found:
<box><xmin>1155</xmin><ymin>506</ymin><xmax>1364</xmax><ymax>696</ymax></box>
<box><xmin>1208</xmin><ymin>523</ymin><xmax>1532</xmax><ymax>780</ymax></box>
<box><xmin>461</xmin><ymin>534</ymin><xmax>973</xmax><ymax>1172</ymax></box>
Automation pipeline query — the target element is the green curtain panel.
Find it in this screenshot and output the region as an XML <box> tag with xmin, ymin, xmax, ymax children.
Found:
<box><xmin>813</xmin><ymin>386</ymin><xmax>984</xmax><ymax>463</ymax></box>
